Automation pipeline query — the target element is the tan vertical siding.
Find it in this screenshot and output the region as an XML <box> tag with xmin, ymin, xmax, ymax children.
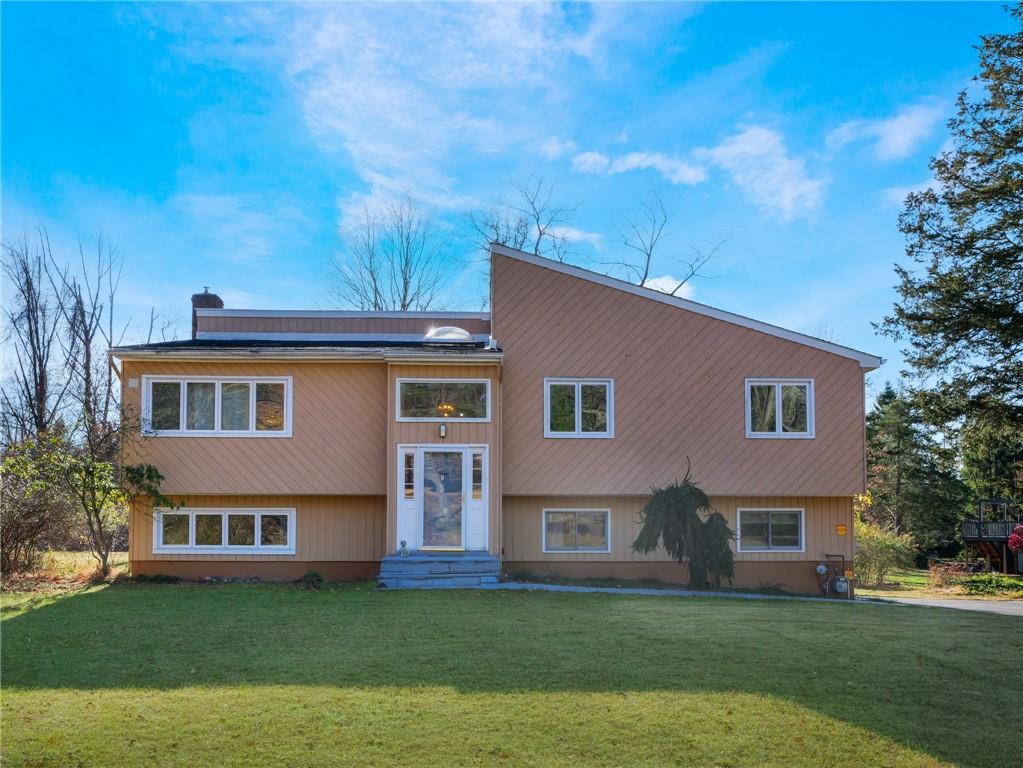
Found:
<box><xmin>130</xmin><ymin>495</ymin><xmax>386</xmax><ymax>562</ymax></box>
<box><xmin>502</xmin><ymin>495</ymin><xmax>854</xmax><ymax>563</ymax></box>
<box><xmin>491</xmin><ymin>252</ymin><xmax>868</xmax><ymax>497</ymax></box>
<box><xmin>121</xmin><ymin>360</ymin><xmax>387</xmax><ymax>495</ymax></box>
<box><xmin>385</xmin><ymin>363</ymin><xmax>502</xmax><ymax>555</ymax></box>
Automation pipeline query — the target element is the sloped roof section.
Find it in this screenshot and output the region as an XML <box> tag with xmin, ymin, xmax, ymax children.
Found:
<box><xmin>490</xmin><ymin>243</ymin><xmax>883</xmax><ymax>370</ymax></box>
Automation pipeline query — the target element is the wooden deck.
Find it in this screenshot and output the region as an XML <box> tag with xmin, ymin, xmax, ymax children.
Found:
<box><xmin>961</xmin><ymin>517</ymin><xmax>1022</xmax><ymax>574</ymax></box>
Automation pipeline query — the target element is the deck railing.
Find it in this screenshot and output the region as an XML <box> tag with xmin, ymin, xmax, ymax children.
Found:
<box><xmin>961</xmin><ymin>519</ymin><xmax>1022</xmax><ymax>540</ymax></box>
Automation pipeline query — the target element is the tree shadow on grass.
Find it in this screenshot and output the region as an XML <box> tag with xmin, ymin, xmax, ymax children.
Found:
<box><xmin>2</xmin><ymin>583</ymin><xmax>1019</xmax><ymax>767</ymax></box>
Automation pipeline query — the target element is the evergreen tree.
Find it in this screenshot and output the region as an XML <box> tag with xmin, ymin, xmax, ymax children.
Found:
<box><xmin>959</xmin><ymin>419</ymin><xmax>1023</xmax><ymax>504</ymax></box>
<box><xmin>865</xmin><ymin>385</ymin><xmax>969</xmax><ymax>552</ymax></box>
<box><xmin>632</xmin><ymin>466</ymin><xmax>734</xmax><ymax>589</ymax></box>
<box><xmin>881</xmin><ymin>6</ymin><xmax>1023</xmax><ymax>433</ymax></box>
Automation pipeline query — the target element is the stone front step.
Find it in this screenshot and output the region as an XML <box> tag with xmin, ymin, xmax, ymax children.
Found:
<box><xmin>378</xmin><ymin>552</ymin><xmax>501</xmax><ymax>589</ymax></box>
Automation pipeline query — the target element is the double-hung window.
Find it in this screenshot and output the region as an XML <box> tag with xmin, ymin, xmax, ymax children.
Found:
<box><xmin>154</xmin><ymin>508</ymin><xmax>296</xmax><ymax>554</ymax></box>
<box><xmin>737</xmin><ymin>508</ymin><xmax>804</xmax><ymax>552</ymax></box>
<box><xmin>542</xmin><ymin>508</ymin><xmax>611</xmax><ymax>553</ymax></box>
<box><xmin>745</xmin><ymin>378</ymin><xmax>814</xmax><ymax>438</ymax></box>
<box><xmin>544</xmin><ymin>378</ymin><xmax>614</xmax><ymax>438</ymax></box>
<box><xmin>144</xmin><ymin>376</ymin><xmax>292</xmax><ymax>437</ymax></box>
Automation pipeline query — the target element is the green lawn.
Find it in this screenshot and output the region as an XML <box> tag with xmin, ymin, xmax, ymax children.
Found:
<box><xmin>855</xmin><ymin>568</ymin><xmax>1023</xmax><ymax>600</ymax></box>
<box><xmin>2</xmin><ymin>583</ymin><xmax>1020</xmax><ymax>767</ymax></box>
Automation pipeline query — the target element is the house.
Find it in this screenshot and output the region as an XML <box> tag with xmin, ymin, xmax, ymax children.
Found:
<box><xmin>112</xmin><ymin>244</ymin><xmax>883</xmax><ymax>593</ymax></box>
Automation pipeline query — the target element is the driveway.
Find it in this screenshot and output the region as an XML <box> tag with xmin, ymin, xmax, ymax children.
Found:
<box><xmin>872</xmin><ymin>597</ymin><xmax>1022</xmax><ymax>617</ymax></box>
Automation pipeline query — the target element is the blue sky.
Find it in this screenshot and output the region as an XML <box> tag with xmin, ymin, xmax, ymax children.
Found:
<box><xmin>2</xmin><ymin>2</ymin><xmax>1012</xmax><ymax>388</ymax></box>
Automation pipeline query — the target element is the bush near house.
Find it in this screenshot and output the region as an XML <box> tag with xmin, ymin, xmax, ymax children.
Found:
<box><xmin>944</xmin><ymin>570</ymin><xmax>1023</xmax><ymax>597</ymax></box>
<box><xmin>632</xmin><ymin>468</ymin><xmax>735</xmax><ymax>589</ymax></box>
<box><xmin>854</xmin><ymin>520</ymin><xmax>916</xmax><ymax>586</ymax></box>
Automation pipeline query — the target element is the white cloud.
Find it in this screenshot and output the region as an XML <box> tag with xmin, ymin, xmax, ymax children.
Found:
<box><xmin>698</xmin><ymin>126</ymin><xmax>825</xmax><ymax>221</ymax></box>
<box><xmin>218</xmin><ymin>288</ymin><xmax>267</xmax><ymax>308</ymax></box>
<box><xmin>540</xmin><ymin>136</ymin><xmax>578</xmax><ymax>160</ymax></box>
<box><xmin>177</xmin><ymin>3</ymin><xmax>620</xmax><ymax>223</ymax></box>
<box><xmin>610</xmin><ymin>152</ymin><xmax>707</xmax><ymax>185</ymax></box>
<box><xmin>171</xmin><ymin>193</ymin><xmax>307</xmax><ymax>264</ymax></box>
<box><xmin>3</xmin><ymin>182</ymin><xmax>327</xmax><ymax>342</ymax></box>
<box><xmin>879</xmin><ymin>178</ymin><xmax>933</xmax><ymax>208</ymax></box>
<box><xmin>548</xmin><ymin>225</ymin><xmax>603</xmax><ymax>247</ymax></box>
<box><xmin>571</xmin><ymin>151</ymin><xmax>611</xmax><ymax>173</ymax></box>
<box><xmin>645</xmin><ymin>275</ymin><xmax>695</xmax><ymax>299</ymax></box>
<box><xmin>571</xmin><ymin>127</ymin><xmax>818</xmax><ymax>220</ymax></box>
<box><xmin>827</xmin><ymin>101</ymin><xmax>945</xmax><ymax>161</ymax></box>
<box><xmin>571</xmin><ymin>150</ymin><xmax>707</xmax><ymax>185</ymax></box>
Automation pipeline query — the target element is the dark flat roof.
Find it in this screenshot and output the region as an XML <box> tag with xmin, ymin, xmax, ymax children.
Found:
<box><xmin>111</xmin><ymin>338</ymin><xmax>501</xmax><ymax>354</ymax></box>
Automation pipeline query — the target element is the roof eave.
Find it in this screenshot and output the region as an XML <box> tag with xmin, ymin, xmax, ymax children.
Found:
<box><xmin>109</xmin><ymin>347</ymin><xmax>503</xmax><ymax>363</ymax></box>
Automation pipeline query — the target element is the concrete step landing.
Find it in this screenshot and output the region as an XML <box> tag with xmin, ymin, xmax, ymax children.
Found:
<box><xmin>378</xmin><ymin>551</ymin><xmax>501</xmax><ymax>589</ymax></box>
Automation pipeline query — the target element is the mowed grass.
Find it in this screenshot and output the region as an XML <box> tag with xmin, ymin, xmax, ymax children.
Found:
<box><xmin>855</xmin><ymin>568</ymin><xmax>1023</xmax><ymax>600</ymax></box>
<box><xmin>2</xmin><ymin>584</ymin><xmax>1020</xmax><ymax>767</ymax></box>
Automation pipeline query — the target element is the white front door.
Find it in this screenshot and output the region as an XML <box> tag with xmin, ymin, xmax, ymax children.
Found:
<box><xmin>396</xmin><ymin>445</ymin><xmax>488</xmax><ymax>552</ymax></box>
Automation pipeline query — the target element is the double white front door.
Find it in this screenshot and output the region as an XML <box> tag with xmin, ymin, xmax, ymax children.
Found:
<box><xmin>396</xmin><ymin>445</ymin><xmax>488</xmax><ymax>551</ymax></box>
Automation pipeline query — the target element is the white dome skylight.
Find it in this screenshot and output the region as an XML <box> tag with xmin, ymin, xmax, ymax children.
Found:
<box><xmin>424</xmin><ymin>326</ymin><xmax>474</xmax><ymax>342</ymax></box>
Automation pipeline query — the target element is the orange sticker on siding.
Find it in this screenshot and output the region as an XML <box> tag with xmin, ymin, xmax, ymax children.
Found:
<box><xmin>835</xmin><ymin>524</ymin><xmax>848</xmax><ymax>536</ymax></box>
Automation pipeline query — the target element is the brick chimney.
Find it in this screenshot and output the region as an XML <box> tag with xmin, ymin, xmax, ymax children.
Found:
<box><xmin>191</xmin><ymin>287</ymin><xmax>223</xmax><ymax>339</ymax></box>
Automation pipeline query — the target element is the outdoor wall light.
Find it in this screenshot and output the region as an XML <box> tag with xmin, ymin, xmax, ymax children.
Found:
<box><xmin>439</xmin><ymin>424</ymin><xmax>447</xmax><ymax>438</ymax></box>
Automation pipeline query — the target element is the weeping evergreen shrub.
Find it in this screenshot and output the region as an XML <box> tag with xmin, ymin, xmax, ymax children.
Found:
<box><xmin>632</xmin><ymin>466</ymin><xmax>735</xmax><ymax>589</ymax></box>
<box><xmin>700</xmin><ymin>512</ymin><xmax>736</xmax><ymax>589</ymax></box>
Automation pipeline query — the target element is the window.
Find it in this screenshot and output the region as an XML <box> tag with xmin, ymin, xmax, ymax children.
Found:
<box><xmin>403</xmin><ymin>453</ymin><xmax>416</xmax><ymax>500</ymax></box>
<box><xmin>186</xmin><ymin>382</ymin><xmax>215</xmax><ymax>430</ymax></box>
<box><xmin>154</xmin><ymin>508</ymin><xmax>295</xmax><ymax>554</ymax></box>
<box><xmin>194</xmin><ymin>513</ymin><xmax>222</xmax><ymax>546</ymax></box>
<box><xmin>151</xmin><ymin>382</ymin><xmax>182</xmax><ymax>431</ymax></box>
<box><xmin>160</xmin><ymin>512</ymin><xmax>189</xmax><ymax>546</ymax></box>
<box><xmin>471</xmin><ymin>451</ymin><xmax>483</xmax><ymax>500</ymax></box>
<box><xmin>542</xmin><ymin>509</ymin><xmax>611</xmax><ymax>553</ymax></box>
<box><xmin>737</xmin><ymin>509</ymin><xmax>804</xmax><ymax>552</ymax></box>
<box><xmin>143</xmin><ymin>376</ymin><xmax>292</xmax><ymax>437</ymax></box>
<box><xmin>396</xmin><ymin>379</ymin><xmax>490</xmax><ymax>421</ymax></box>
<box><xmin>745</xmin><ymin>378</ymin><xmax>814</xmax><ymax>438</ymax></box>
<box><xmin>221</xmin><ymin>383</ymin><xmax>250</xmax><ymax>431</ymax></box>
<box><xmin>543</xmin><ymin>378</ymin><xmax>614</xmax><ymax>438</ymax></box>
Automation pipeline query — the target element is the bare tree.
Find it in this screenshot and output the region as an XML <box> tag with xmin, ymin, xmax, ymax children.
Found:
<box><xmin>144</xmin><ymin>307</ymin><xmax>178</xmax><ymax>344</ymax></box>
<box><xmin>330</xmin><ymin>198</ymin><xmax>446</xmax><ymax>311</ymax></box>
<box><xmin>1</xmin><ymin>231</ymin><xmax>72</xmax><ymax>444</ymax></box>
<box><xmin>803</xmin><ymin>324</ymin><xmax>839</xmax><ymax>343</ymax></box>
<box><xmin>605</xmin><ymin>189</ymin><xmax>723</xmax><ymax>296</ymax></box>
<box><xmin>47</xmin><ymin>236</ymin><xmax>129</xmax><ymax>575</ymax></box>
<box><xmin>468</xmin><ymin>176</ymin><xmax>577</xmax><ymax>262</ymax></box>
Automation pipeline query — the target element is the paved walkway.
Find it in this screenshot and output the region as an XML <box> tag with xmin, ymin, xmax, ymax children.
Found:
<box><xmin>867</xmin><ymin>596</ymin><xmax>1022</xmax><ymax>617</ymax></box>
<box><xmin>488</xmin><ymin>582</ymin><xmax>1022</xmax><ymax>616</ymax></box>
<box><xmin>488</xmin><ymin>581</ymin><xmax>855</xmax><ymax>604</ymax></box>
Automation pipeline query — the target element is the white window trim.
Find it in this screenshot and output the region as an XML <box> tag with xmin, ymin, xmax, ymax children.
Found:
<box><xmin>736</xmin><ymin>508</ymin><xmax>805</xmax><ymax>553</ymax></box>
<box><xmin>153</xmin><ymin>507</ymin><xmax>297</xmax><ymax>555</ymax></box>
<box><xmin>744</xmin><ymin>378</ymin><xmax>815</xmax><ymax>439</ymax></box>
<box><xmin>542</xmin><ymin>508</ymin><xmax>612</xmax><ymax>554</ymax></box>
<box><xmin>142</xmin><ymin>375</ymin><xmax>293</xmax><ymax>438</ymax></box>
<box><xmin>395</xmin><ymin>443</ymin><xmax>490</xmax><ymax>552</ymax></box>
<box><xmin>543</xmin><ymin>378</ymin><xmax>614</xmax><ymax>438</ymax></box>
<box><xmin>395</xmin><ymin>378</ymin><xmax>492</xmax><ymax>422</ymax></box>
